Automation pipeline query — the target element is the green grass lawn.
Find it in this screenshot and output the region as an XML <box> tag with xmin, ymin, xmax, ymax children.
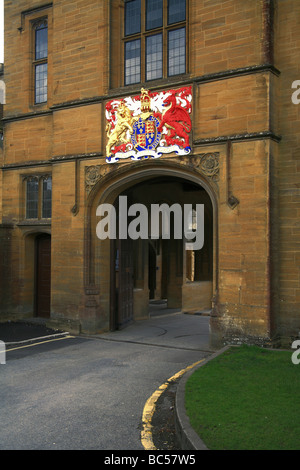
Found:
<box><xmin>185</xmin><ymin>345</ymin><xmax>300</xmax><ymax>450</ymax></box>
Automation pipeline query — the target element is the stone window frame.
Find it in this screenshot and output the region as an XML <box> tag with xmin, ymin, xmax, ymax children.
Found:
<box><xmin>17</xmin><ymin>3</ymin><xmax>53</xmax><ymax>109</ymax></box>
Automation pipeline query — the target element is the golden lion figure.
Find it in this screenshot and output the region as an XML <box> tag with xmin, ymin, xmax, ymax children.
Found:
<box><xmin>106</xmin><ymin>101</ymin><xmax>134</xmax><ymax>157</ymax></box>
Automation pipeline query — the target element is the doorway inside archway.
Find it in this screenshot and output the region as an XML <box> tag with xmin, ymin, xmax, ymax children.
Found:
<box><xmin>109</xmin><ymin>175</ymin><xmax>213</xmax><ymax>330</ymax></box>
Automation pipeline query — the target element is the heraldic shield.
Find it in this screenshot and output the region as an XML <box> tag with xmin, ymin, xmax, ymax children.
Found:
<box><xmin>131</xmin><ymin>116</ymin><xmax>162</xmax><ymax>152</ymax></box>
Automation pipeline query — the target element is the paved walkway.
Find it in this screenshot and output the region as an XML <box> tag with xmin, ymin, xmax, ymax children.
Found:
<box><xmin>94</xmin><ymin>309</ymin><xmax>213</xmax><ymax>353</ymax></box>
<box><xmin>1</xmin><ymin>301</ymin><xmax>213</xmax><ymax>352</ymax></box>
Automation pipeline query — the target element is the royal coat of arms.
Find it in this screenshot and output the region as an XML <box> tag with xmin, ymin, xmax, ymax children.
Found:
<box><xmin>105</xmin><ymin>86</ymin><xmax>192</xmax><ymax>163</ymax></box>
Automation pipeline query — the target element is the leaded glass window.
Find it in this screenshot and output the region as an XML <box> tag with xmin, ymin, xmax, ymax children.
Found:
<box><xmin>35</xmin><ymin>22</ymin><xmax>48</xmax><ymax>60</ymax></box>
<box><xmin>146</xmin><ymin>33</ymin><xmax>163</xmax><ymax>80</ymax></box>
<box><xmin>26</xmin><ymin>178</ymin><xmax>39</xmax><ymax>219</ymax></box>
<box><xmin>33</xmin><ymin>20</ymin><xmax>48</xmax><ymax>104</ymax></box>
<box><xmin>146</xmin><ymin>0</ymin><xmax>163</xmax><ymax>30</ymax></box>
<box><xmin>124</xmin><ymin>0</ymin><xmax>187</xmax><ymax>85</ymax></box>
<box><xmin>42</xmin><ymin>177</ymin><xmax>52</xmax><ymax>219</ymax></box>
<box><xmin>25</xmin><ymin>176</ymin><xmax>52</xmax><ymax>220</ymax></box>
<box><xmin>168</xmin><ymin>27</ymin><xmax>186</xmax><ymax>76</ymax></box>
<box><xmin>125</xmin><ymin>39</ymin><xmax>141</xmax><ymax>85</ymax></box>
<box><xmin>35</xmin><ymin>63</ymin><xmax>48</xmax><ymax>104</ymax></box>
<box><xmin>168</xmin><ymin>0</ymin><xmax>186</xmax><ymax>25</ymax></box>
<box><xmin>125</xmin><ymin>0</ymin><xmax>141</xmax><ymax>36</ymax></box>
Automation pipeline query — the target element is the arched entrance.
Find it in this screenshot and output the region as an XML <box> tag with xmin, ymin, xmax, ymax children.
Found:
<box><xmin>87</xmin><ymin>162</ymin><xmax>218</xmax><ymax>334</ymax></box>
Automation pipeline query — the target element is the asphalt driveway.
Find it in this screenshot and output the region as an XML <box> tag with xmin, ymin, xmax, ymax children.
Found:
<box><xmin>0</xmin><ymin>311</ymin><xmax>212</xmax><ymax>450</ymax></box>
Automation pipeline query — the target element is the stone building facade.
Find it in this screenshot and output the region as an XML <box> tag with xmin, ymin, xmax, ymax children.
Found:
<box><xmin>0</xmin><ymin>0</ymin><xmax>299</xmax><ymax>348</ymax></box>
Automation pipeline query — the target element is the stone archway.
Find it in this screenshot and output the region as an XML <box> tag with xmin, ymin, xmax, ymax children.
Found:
<box><xmin>84</xmin><ymin>160</ymin><xmax>218</xmax><ymax>334</ymax></box>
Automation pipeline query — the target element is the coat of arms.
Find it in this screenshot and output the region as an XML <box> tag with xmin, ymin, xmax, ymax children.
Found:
<box><xmin>105</xmin><ymin>86</ymin><xmax>192</xmax><ymax>163</ymax></box>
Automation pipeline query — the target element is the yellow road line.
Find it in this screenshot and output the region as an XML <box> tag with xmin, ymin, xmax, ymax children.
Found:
<box><xmin>141</xmin><ymin>358</ymin><xmax>206</xmax><ymax>450</ymax></box>
<box><xmin>6</xmin><ymin>335</ymin><xmax>75</xmax><ymax>352</ymax></box>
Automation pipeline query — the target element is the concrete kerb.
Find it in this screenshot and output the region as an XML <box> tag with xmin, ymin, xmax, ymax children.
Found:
<box><xmin>175</xmin><ymin>345</ymin><xmax>231</xmax><ymax>450</ymax></box>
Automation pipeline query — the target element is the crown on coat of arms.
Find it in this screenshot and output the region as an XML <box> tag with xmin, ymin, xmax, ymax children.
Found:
<box><xmin>140</xmin><ymin>88</ymin><xmax>151</xmax><ymax>113</ymax></box>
